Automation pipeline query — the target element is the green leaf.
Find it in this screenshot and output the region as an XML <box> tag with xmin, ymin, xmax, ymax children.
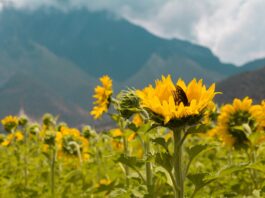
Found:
<box><xmin>139</xmin><ymin>123</ymin><xmax>155</xmax><ymax>134</ymax></box>
<box><xmin>187</xmin><ymin>144</ymin><xmax>208</xmax><ymax>162</ymax></box>
<box><xmin>64</xmin><ymin>170</ymin><xmax>84</xmax><ymax>183</ymax></box>
<box><xmin>127</xmin><ymin>123</ymin><xmax>138</xmax><ymax>132</ymax></box>
<box><xmin>205</xmin><ymin>164</ymin><xmax>249</xmax><ymax>182</ymax></box>
<box><xmin>186</xmin><ymin>124</ymin><xmax>209</xmax><ymax>134</ymax></box>
<box><xmin>187</xmin><ymin>173</ymin><xmax>209</xmax><ymax>188</ymax></box>
<box><xmin>116</xmin><ymin>154</ymin><xmax>144</xmax><ymax>168</ymax></box>
<box><xmin>151</xmin><ymin>137</ymin><xmax>168</xmax><ymax>151</ymax></box>
<box><xmin>95</xmin><ymin>181</ymin><xmax>116</xmax><ymax>194</ymax></box>
<box><xmin>154</xmin><ymin>152</ymin><xmax>173</xmax><ymax>172</ymax></box>
<box><xmin>217</xmin><ymin>164</ymin><xmax>248</xmax><ymax>177</ymax></box>
<box><xmin>109</xmin><ymin>113</ymin><xmax>121</xmax><ymax>123</ymax></box>
<box><xmin>248</xmin><ymin>162</ymin><xmax>265</xmax><ymax>173</ymax></box>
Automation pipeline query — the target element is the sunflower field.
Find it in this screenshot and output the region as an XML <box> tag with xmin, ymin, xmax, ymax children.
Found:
<box><xmin>0</xmin><ymin>75</ymin><xmax>265</xmax><ymax>198</ymax></box>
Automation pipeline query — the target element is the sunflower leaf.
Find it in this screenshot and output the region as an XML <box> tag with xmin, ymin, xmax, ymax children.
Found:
<box><xmin>151</xmin><ymin>137</ymin><xmax>169</xmax><ymax>151</ymax></box>
<box><xmin>154</xmin><ymin>152</ymin><xmax>173</xmax><ymax>172</ymax></box>
<box><xmin>187</xmin><ymin>144</ymin><xmax>208</xmax><ymax>161</ymax></box>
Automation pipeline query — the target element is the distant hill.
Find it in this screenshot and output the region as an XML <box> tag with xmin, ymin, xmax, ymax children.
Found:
<box><xmin>216</xmin><ymin>66</ymin><xmax>265</xmax><ymax>104</ymax></box>
<box><xmin>239</xmin><ymin>58</ymin><xmax>265</xmax><ymax>72</ymax></box>
<box><xmin>0</xmin><ymin>8</ymin><xmax>264</xmax><ymax>126</ymax></box>
<box><xmin>0</xmin><ymin>73</ymin><xmax>88</xmax><ymax>126</ymax></box>
<box><xmin>0</xmin><ymin>8</ymin><xmax>238</xmax><ymax>82</ymax></box>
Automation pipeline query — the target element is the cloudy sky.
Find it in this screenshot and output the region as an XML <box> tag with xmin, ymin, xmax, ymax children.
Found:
<box><xmin>1</xmin><ymin>0</ymin><xmax>265</xmax><ymax>65</ymax></box>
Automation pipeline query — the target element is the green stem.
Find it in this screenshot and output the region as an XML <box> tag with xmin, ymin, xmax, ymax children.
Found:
<box><xmin>23</xmin><ymin>129</ymin><xmax>28</xmax><ymax>189</ymax></box>
<box><xmin>173</xmin><ymin>128</ymin><xmax>184</xmax><ymax>198</ymax></box>
<box><xmin>51</xmin><ymin>147</ymin><xmax>56</xmax><ymax>197</ymax></box>
<box><xmin>120</xmin><ymin>119</ymin><xmax>130</xmax><ymax>187</ymax></box>
<box><xmin>247</xmin><ymin>148</ymin><xmax>258</xmax><ymax>189</ymax></box>
<box><xmin>122</xmin><ymin>136</ymin><xmax>130</xmax><ymax>187</ymax></box>
<box><xmin>145</xmin><ymin>136</ymin><xmax>153</xmax><ymax>197</ymax></box>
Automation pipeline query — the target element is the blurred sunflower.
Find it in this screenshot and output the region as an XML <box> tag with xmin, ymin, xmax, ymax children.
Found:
<box><xmin>110</xmin><ymin>128</ymin><xmax>136</xmax><ymax>151</ymax></box>
<box><xmin>1</xmin><ymin>131</ymin><xmax>24</xmax><ymax>147</ymax></box>
<box><xmin>136</xmin><ymin>75</ymin><xmax>218</xmax><ymax>127</ymax></box>
<box><xmin>1</xmin><ymin>115</ymin><xmax>19</xmax><ymax>132</ymax></box>
<box><xmin>56</xmin><ymin>126</ymin><xmax>89</xmax><ymax>160</ymax></box>
<box><xmin>90</xmin><ymin>75</ymin><xmax>113</xmax><ymax>119</ymax></box>
<box><xmin>214</xmin><ymin>97</ymin><xmax>264</xmax><ymax>149</ymax></box>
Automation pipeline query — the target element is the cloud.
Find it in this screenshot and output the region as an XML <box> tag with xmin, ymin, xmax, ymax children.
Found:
<box><xmin>1</xmin><ymin>0</ymin><xmax>264</xmax><ymax>65</ymax></box>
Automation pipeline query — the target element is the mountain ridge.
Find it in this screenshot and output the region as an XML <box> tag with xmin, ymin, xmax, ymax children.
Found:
<box><xmin>0</xmin><ymin>8</ymin><xmax>264</xmax><ymax>126</ymax></box>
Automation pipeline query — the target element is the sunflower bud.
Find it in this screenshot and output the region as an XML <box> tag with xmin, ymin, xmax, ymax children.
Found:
<box><xmin>42</xmin><ymin>114</ymin><xmax>56</xmax><ymax>127</ymax></box>
<box><xmin>28</xmin><ymin>124</ymin><xmax>40</xmax><ymax>135</ymax></box>
<box><xmin>82</xmin><ymin>125</ymin><xmax>97</xmax><ymax>139</ymax></box>
<box><xmin>116</xmin><ymin>89</ymin><xmax>141</xmax><ymax>119</ymax></box>
<box><xmin>44</xmin><ymin>131</ymin><xmax>56</xmax><ymax>146</ymax></box>
<box><xmin>19</xmin><ymin>115</ymin><xmax>28</xmax><ymax>127</ymax></box>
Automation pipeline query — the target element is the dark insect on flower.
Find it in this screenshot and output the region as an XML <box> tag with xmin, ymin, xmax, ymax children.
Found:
<box><xmin>172</xmin><ymin>85</ymin><xmax>189</xmax><ymax>106</ymax></box>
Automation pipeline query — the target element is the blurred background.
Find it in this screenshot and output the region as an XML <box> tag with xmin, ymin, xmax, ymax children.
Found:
<box><xmin>0</xmin><ymin>0</ymin><xmax>264</xmax><ymax>126</ymax></box>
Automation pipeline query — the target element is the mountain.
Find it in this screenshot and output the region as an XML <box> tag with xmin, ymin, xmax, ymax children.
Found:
<box><xmin>0</xmin><ymin>8</ymin><xmax>264</xmax><ymax>126</ymax></box>
<box><xmin>0</xmin><ymin>8</ymin><xmax>239</xmax><ymax>82</ymax></box>
<box><xmin>0</xmin><ymin>73</ymin><xmax>88</xmax><ymax>126</ymax></box>
<box><xmin>216</xmin><ymin>66</ymin><xmax>265</xmax><ymax>104</ymax></box>
<box><xmin>239</xmin><ymin>57</ymin><xmax>265</xmax><ymax>72</ymax></box>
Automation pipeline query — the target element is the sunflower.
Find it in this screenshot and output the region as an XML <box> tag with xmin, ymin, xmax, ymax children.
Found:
<box><xmin>90</xmin><ymin>75</ymin><xmax>113</xmax><ymax>119</ymax></box>
<box><xmin>56</xmin><ymin>126</ymin><xmax>89</xmax><ymax>160</ymax></box>
<box><xmin>1</xmin><ymin>115</ymin><xmax>19</xmax><ymax>132</ymax></box>
<box><xmin>215</xmin><ymin>97</ymin><xmax>264</xmax><ymax>149</ymax></box>
<box><xmin>136</xmin><ymin>75</ymin><xmax>217</xmax><ymax>127</ymax></box>
<box><xmin>1</xmin><ymin>131</ymin><xmax>24</xmax><ymax>147</ymax></box>
<box><xmin>251</xmin><ymin>100</ymin><xmax>265</xmax><ymax>130</ymax></box>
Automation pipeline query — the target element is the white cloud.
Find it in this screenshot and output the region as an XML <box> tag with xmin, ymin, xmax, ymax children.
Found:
<box><xmin>1</xmin><ymin>0</ymin><xmax>265</xmax><ymax>65</ymax></box>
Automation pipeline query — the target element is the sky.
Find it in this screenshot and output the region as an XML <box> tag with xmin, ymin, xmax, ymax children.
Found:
<box><xmin>0</xmin><ymin>0</ymin><xmax>265</xmax><ymax>65</ymax></box>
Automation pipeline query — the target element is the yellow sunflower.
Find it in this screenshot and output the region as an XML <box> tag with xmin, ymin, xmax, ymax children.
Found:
<box><xmin>136</xmin><ymin>75</ymin><xmax>217</xmax><ymax>127</ymax></box>
<box><xmin>90</xmin><ymin>75</ymin><xmax>113</xmax><ymax>119</ymax></box>
<box><xmin>1</xmin><ymin>115</ymin><xmax>19</xmax><ymax>132</ymax></box>
<box><xmin>56</xmin><ymin>126</ymin><xmax>89</xmax><ymax>160</ymax></box>
<box><xmin>1</xmin><ymin>131</ymin><xmax>24</xmax><ymax>147</ymax></box>
<box><xmin>215</xmin><ymin>97</ymin><xmax>264</xmax><ymax>148</ymax></box>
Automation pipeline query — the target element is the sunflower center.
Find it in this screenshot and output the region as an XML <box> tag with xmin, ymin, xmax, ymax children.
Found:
<box><xmin>229</xmin><ymin>110</ymin><xmax>254</xmax><ymax>128</ymax></box>
<box><xmin>172</xmin><ymin>85</ymin><xmax>189</xmax><ymax>106</ymax></box>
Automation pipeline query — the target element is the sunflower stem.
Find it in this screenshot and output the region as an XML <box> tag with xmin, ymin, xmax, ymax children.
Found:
<box><xmin>50</xmin><ymin>146</ymin><xmax>56</xmax><ymax>197</ymax></box>
<box><xmin>173</xmin><ymin>128</ymin><xmax>184</xmax><ymax>198</ymax></box>
<box><xmin>145</xmin><ymin>135</ymin><xmax>154</xmax><ymax>197</ymax></box>
<box><xmin>248</xmin><ymin>147</ymin><xmax>258</xmax><ymax>190</ymax></box>
<box><xmin>122</xmin><ymin>136</ymin><xmax>130</xmax><ymax>187</ymax></box>
<box><xmin>121</xmin><ymin>120</ymin><xmax>130</xmax><ymax>187</ymax></box>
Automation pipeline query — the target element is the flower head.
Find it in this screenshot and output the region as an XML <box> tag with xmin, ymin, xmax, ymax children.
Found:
<box><xmin>1</xmin><ymin>115</ymin><xmax>19</xmax><ymax>132</ymax></box>
<box><xmin>90</xmin><ymin>75</ymin><xmax>113</xmax><ymax>119</ymax></box>
<box><xmin>215</xmin><ymin>97</ymin><xmax>264</xmax><ymax>149</ymax></box>
<box><xmin>56</xmin><ymin>126</ymin><xmax>89</xmax><ymax>159</ymax></box>
<box><xmin>136</xmin><ymin>75</ymin><xmax>218</xmax><ymax>127</ymax></box>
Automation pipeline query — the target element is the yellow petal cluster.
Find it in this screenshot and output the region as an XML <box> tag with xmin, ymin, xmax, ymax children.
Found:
<box><xmin>132</xmin><ymin>113</ymin><xmax>143</xmax><ymax>127</ymax></box>
<box><xmin>250</xmin><ymin>100</ymin><xmax>265</xmax><ymax>130</ymax></box>
<box><xmin>216</xmin><ymin>97</ymin><xmax>264</xmax><ymax>147</ymax></box>
<box><xmin>1</xmin><ymin>131</ymin><xmax>24</xmax><ymax>147</ymax></box>
<box><xmin>1</xmin><ymin>115</ymin><xmax>19</xmax><ymax>131</ymax></box>
<box><xmin>90</xmin><ymin>75</ymin><xmax>113</xmax><ymax>119</ymax></box>
<box><xmin>136</xmin><ymin>75</ymin><xmax>217</xmax><ymax>124</ymax></box>
<box><xmin>56</xmin><ymin>126</ymin><xmax>89</xmax><ymax>159</ymax></box>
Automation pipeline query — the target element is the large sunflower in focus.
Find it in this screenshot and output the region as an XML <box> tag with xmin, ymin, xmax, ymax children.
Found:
<box><xmin>90</xmin><ymin>75</ymin><xmax>113</xmax><ymax>119</ymax></box>
<box><xmin>136</xmin><ymin>75</ymin><xmax>217</xmax><ymax>127</ymax></box>
<box><xmin>214</xmin><ymin>97</ymin><xmax>264</xmax><ymax>149</ymax></box>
